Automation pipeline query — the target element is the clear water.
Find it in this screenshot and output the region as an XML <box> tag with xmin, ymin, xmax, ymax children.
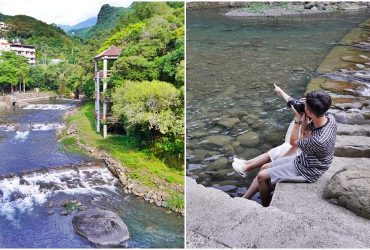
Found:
<box><xmin>0</xmin><ymin>99</ymin><xmax>92</xmax><ymax>174</ymax></box>
<box><xmin>186</xmin><ymin>9</ymin><xmax>370</xmax><ymax>197</ymax></box>
<box><xmin>0</xmin><ymin>100</ymin><xmax>184</xmax><ymax>248</ymax></box>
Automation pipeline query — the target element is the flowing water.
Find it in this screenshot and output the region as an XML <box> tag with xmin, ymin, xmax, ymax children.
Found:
<box><xmin>0</xmin><ymin>99</ymin><xmax>183</xmax><ymax>248</ymax></box>
<box><xmin>186</xmin><ymin>9</ymin><xmax>370</xmax><ymax>197</ymax></box>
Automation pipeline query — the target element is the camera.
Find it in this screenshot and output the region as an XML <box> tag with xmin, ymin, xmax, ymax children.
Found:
<box><xmin>287</xmin><ymin>98</ymin><xmax>305</xmax><ymax>114</ymax></box>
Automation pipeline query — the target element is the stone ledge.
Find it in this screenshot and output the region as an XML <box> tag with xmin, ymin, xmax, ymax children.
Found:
<box><xmin>335</xmin><ymin>135</ymin><xmax>370</xmax><ymax>157</ymax></box>
<box><xmin>186</xmin><ymin>157</ymin><xmax>370</xmax><ymax>247</ymax></box>
<box><xmin>337</xmin><ymin>123</ymin><xmax>370</xmax><ymax>136</ymax></box>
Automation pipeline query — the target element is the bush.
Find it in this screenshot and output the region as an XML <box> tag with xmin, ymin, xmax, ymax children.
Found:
<box><xmin>167</xmin><ymin>192</ymin><xmax>184</xmax><ymax>210</ymax></box>
<box><xmin>153</xmin><ymin>136</ymin><xmax>184</xmax><ymax>160</ymax></box>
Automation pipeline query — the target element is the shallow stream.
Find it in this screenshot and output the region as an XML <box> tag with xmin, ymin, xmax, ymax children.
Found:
<box><xmin>186</xmin><ymin>9</ymin><xmax>370</xmax><ymax>197</ymax></box>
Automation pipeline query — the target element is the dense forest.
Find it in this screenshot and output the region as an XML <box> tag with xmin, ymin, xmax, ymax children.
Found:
<box><xmin>0</xmin><ymin>2</ymin><xmax>184</xmax><ymax>166</ymax></box>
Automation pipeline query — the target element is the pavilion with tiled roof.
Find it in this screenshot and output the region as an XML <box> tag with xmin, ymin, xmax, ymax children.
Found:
<box><xmin>93</xmin><ymin>45</ymin><xmax>122</xmax><ymax>60</ymax></box>
<box><xmin>93</xmin><ymin>45</ymin><xmax>122</xmax><ymax>138</ymax></box>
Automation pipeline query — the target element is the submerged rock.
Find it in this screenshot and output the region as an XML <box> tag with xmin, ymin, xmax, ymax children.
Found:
<box><xmin>72</xmin><ymin>209</ymin><xmax>129</xmax><ymax>246</ymax></box>
<box><xmin>237</xmin><ymin>132</ymin><xmax>260</xmax><ymax>147</ymax></box>
<box><xmin>324</xmin><ymin>168</ymin><xmax>370</xmax><ymax>219</ymax></box>
<box><xmin>208</xmin><ymin>157</ymin><xmax>228</xmax><ymax>171</ymax></box>
<box><xmin>205</xmin><ymin>135</ymin><xmax>234</xmax><ymax>147</ymax></box>
<box><xmin>217</xmin><ymin>117</ymin><xmax>240</xmax><ymax>129</ymax></box>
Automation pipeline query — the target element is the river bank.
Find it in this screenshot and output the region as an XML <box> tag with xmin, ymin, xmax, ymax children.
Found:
<box><xmin>60</xmin><ymin>103</ymin><xmax>184</xmax><ymax>215</ymax></box>
<box><xmin>225</xmin><ymin>2</ymin><xmax>370</xmax><ymax>17</ymax></box>
<box><xmin>186</xmin><ymin>9</ymin><xmax>370</xmax><ymax>248</ymax></box>
<box><xmin>0</xmin><ymin>91</ymin><xmax>56</xmax><ymax>109</ymax></box>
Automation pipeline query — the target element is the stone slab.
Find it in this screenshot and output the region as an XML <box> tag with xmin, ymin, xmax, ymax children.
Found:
<box><xmin>335</xmin><ymin>135</ymin><xmax>370</xmax><ymax>157</ymax></box>
<box><xmin>337</xmin><ymin>123</ymin><xmax>370</xmax><ymax>136</ymax></box>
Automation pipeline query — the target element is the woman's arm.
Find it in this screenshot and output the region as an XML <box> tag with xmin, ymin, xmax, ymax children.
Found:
<box><xmin>274</xmin><ymin>83</ymin><xmax>292</xmax><ymax>102</ymax></box>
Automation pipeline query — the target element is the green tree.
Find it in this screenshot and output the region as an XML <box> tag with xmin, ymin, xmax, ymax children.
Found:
<box><xmin>28</xmin><ymin>64</ymin><xmax>47</xmax><ymax>89</ymax></box>
<box><xmin>0</xmin><ymin>61</ymin><xmax>18</xmax><ymax>93</ymax></box>
<box><xmin>0</xmin><ymin>51</ymin><xmax>30</xmax><ymax>92</ymax></box>
<box><xmin>112</xmin><ymin>80</ymin><xmax>183</xmax><ymax>138</ymax></box>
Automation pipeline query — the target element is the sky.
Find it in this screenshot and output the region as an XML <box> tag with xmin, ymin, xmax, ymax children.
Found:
<box><xmin>0</xmin><ymin>0</ymin><xmax>134</xmax><ymax>25</ymax></box>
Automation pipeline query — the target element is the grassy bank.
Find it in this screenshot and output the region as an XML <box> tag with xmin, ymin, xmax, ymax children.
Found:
<box><xmin>63</xmin><ymin>102</ymin><xmax>184</xmax><ymax>210</ymax></box>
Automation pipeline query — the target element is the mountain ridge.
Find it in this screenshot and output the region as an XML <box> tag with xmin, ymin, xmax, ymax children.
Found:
<box><xmin>68</xmin><ymin>4</ymin><xmax>131</xmax><ymax>39</ymax></box>
<box><xmin>58</xmin><ymin>17</ymin><xmax>97</xmax><ymax>32</ymax></box>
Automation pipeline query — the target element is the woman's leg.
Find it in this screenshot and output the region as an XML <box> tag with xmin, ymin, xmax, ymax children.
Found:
<box><xmin>242</xmin><ymin>177</ymin><xmax>259</xmax><ymax>199</ymax></box>
<box><xmin>243</xmin><ymin>163</ymin><xmax>271</xmax><ymax>199</ymax></box>
<box><xmin>243</xmin><ymin>153</ymin><xmax>271</xmax><ymax>172</ymax></box>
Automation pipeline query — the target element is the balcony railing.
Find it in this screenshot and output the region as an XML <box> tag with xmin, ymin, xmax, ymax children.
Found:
<box><xmin>94</xmin><ymin>70</ymin><xmax>113</xmax><ymax>79</ymax></box>
<box><xmin>93</xmin><ymin>92</ymin><xmax>113</xmax><ymax>102</ymax></box>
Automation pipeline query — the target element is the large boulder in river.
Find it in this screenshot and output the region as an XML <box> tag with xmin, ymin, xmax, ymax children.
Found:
<box><xmin>324</xmin><ymin>168</ymin><xmax>370</xmax><ymax>219</ymax></box>
<box><xmin>72</xmin><ymin>209</ymin><xmax>129</xmax><ymax>246</ymax></box>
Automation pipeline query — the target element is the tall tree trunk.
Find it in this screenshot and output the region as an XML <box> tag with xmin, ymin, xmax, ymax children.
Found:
<box><xmin>23</xmin><ymin>82</ymin><xmax>25</xmax><ymax>93</ymax></box>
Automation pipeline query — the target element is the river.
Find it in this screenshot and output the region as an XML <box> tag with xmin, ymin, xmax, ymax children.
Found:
<box><xmin>0</xmin><ymin>99</ymin><xmax>184</xmax><ymax>248</ymax></box>
<box><xmin>186</xmin><ymin>8</ymin><xmax>370</xmax><ymax>197</ymax></box>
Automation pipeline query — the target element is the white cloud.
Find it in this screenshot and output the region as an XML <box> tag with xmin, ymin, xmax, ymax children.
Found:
<box><xmin>0</xmin><ymin>0</ymin><xmax>134</xmax><ymax>25</ymax></box>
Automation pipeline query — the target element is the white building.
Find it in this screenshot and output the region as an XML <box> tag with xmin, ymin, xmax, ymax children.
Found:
<box><xmin>0</xmin><ymin>38</ymin><xmax>36</xmax><ymax>65</ymax></box>
<box><xmin>0</xmin><ymin>22</ymin><xmax>9</xmax><ymax>31</ymax></box>
<box><xmin>0</xmin><ymin>38</ymin><xmax>10</xmax><ymax>51</ymax></box>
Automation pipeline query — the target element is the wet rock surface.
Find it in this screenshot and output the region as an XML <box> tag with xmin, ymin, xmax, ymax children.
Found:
<box><xmin>72</xmin><ymin>209</ymin><xmax>129</xmax><ymax>246</ymax></box>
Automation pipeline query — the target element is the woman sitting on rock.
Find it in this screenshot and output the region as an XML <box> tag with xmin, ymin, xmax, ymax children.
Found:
<box><xmin>233</xmin><ymin>84</ymin><xmax>336</xmax><ymax>207</ymax></box>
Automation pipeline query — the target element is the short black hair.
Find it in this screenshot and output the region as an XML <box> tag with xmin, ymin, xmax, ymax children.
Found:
<box><xmin>305</xmin><ymin>91</ymin><xmax>332</xmax><ymax>117</ymax></box>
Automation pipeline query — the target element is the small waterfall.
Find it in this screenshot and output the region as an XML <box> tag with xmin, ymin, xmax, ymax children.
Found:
<box><xmin>30</xmin><ymin>123</ymin><xmax>65</xmax><ymax>131</ymax></box>
<box><xmin>0</xmin><ymin>165</ymin><xmax>118</xmax><ymax>221</ymax></box>
<box><xmin>14</xmin><ymin>131</ymin><xmax>29</xmax><ymax>141</ymax></box>
<box><xmin>23</xmin><ymin>104</ymin><xmax>73</xmax><ymax>110</ymax></box>
<box><xmin>0</xmin><ymin>123</ymin><xmax>65</xmax><ymax>132</ymax></box>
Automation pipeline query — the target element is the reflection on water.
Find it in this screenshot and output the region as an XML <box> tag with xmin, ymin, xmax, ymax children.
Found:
<box><xmin>186</xmin><ymin>9</ymin><xmax>370</xmax><ymax>196</ymax></box>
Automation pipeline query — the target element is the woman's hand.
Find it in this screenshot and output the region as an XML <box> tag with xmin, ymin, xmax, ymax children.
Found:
<box><xmin>274</xmin><ymin>83</ymin><xmax>282</xmax><ymax>95</ymax></box>
<box><xmin>274</xmin><ymin>83</ymin><xmax>291</xmax><ymax>102</ymax></box>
